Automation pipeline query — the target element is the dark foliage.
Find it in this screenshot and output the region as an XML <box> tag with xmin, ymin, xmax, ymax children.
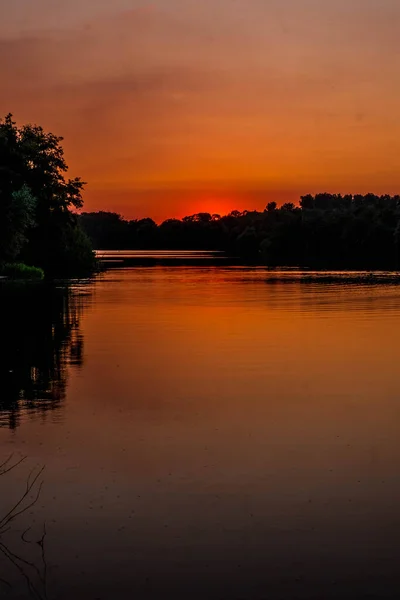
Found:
<box><xmin>80</xmin><ymin>193</ymin><xmax>400</xmax><ymax>269</ymax></box>
<box><xmin>0</xmin><ymin>114</ymin><xmax>95</xmax><ymax>276</ymax></box>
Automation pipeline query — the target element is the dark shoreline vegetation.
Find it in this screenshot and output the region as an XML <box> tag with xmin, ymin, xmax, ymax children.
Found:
<box><xmin>0</xmin><ymin>114</ymin><xmax>95</xmax><ymax>280</ymax></box>
<box><xmin>2</xmin><ymin>114</ymin><xmax>400</xmax><ymax>275</ymax></box>
<box><xmin>80</xmin><ymin>192</ymin><xmax>400</xmax><ymax>270</ymax></box>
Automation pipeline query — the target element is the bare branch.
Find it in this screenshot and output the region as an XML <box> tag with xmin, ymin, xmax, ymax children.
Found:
<box><xmin>38</xmin><ymin>523</ymin><xmax>48</xmax><ymax>599</ymax></box>
<box><xmin>0</xmin><ymin>454</ymin><xmax>13</xmax><ymax>470</ymax></box>
<box><xmin>0</xmin><ymin>455</ymin><xmax>27</xmax><ymax>476</ymax></box>
<box><xmin>21</xmin><ymin>527</ymin><xmax>33</xmax><ymax>544</ymax></box>
<box><xmin>0</xmin><ymin>577</ymin><xmax>11</xmax><ymax>589</ymax></box>
<box><xmin>0</xmin><ymin>458</ymin><xmax>47</xmax><ymax>599</ymax></box>
<box><xmin>0</xmin><ymin>540</ymin><xmax>41</xmax><ymax>576</ymax></box>
<box><xmin>0</xmin><ymin>466</ymin><xmax>45</xmax><ymax>531</ymax></box>
<box><xmin>0</xmin><ymin>543</ymin><xmax>45</xmax><ymax>600</ymax></box>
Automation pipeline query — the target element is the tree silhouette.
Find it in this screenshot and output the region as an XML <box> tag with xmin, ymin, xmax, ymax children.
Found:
<box><xmin>80</xmin><ymin>193</ymin><xmax>400</xmax><ymax>269</ymax></box>
<box><xmin>0</xmin><ymin>114</ymin><xmax>95</xmax><ymax>276</ymax></box>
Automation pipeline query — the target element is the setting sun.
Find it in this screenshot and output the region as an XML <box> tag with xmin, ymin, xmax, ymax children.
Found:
<box><xmin>2</xmin><ymin>0</ymin><xmax>400</xmax><ymax>220</ymax></box>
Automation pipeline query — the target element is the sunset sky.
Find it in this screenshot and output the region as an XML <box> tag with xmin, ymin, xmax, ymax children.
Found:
<box><xmin>1</xmin><ymin>0</ymin><xmax>400</xmax><ymax>221</ymax></box>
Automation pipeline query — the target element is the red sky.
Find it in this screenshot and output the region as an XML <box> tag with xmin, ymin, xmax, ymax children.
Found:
<box><xmin>1</xmin><ymin>0</ymin><xmax>400</xmax><ymax>222</ymax></box>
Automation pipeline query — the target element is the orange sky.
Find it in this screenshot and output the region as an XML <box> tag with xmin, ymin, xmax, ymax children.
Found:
<box><xmin>1</xmin><ymin>0</ymin><xmax>400</xmax><ymax>221</ymax></box>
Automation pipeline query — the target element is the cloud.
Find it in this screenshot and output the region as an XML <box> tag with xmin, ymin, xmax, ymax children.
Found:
<box><xmin>1</xmin><ymin>0</ymin><xmax>400</xmax><ymax>218</ymax></box>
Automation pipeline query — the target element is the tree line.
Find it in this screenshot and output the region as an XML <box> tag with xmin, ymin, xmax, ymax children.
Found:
<box><xmin>80</xmin><ymin>193</ymin><xmax>400</xmax><ymax>269</ymax></box>
<box><xmin>0</xmin><ymin>114</ymin><xmax>95</xmax><ymax>277</ymax></box>
<box><xmin>3</xmin><ymin>114</ymin><xmax>400</xmax><ymax>272</ymax></box>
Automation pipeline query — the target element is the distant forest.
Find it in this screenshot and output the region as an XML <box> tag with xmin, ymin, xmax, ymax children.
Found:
<box><xmin>80</xmin><ymin>193</ymin><xmax>400</xmax><ymax>269</ymax></box>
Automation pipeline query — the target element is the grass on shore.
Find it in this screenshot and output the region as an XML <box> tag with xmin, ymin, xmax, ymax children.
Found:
<box><xmin>0</xmin><ymin>262</ymin><xmax>45</xmax><ymax>280</ymax></box>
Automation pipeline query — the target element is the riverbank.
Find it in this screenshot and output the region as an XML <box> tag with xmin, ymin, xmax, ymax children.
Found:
<box><xmin>0</xmin><ymin>262</ymin><xmax>44</xmax><ymax>280</ymax></box>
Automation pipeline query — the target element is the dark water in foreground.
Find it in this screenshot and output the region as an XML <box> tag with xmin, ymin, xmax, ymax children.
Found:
<box><xmin>1</xmin><ymin>258</ymin><xmax>400</xmax><ymax>599</ymax></box>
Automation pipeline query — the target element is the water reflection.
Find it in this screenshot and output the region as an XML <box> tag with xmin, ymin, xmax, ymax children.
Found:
<box><xmin>95</xmin><ymin>249</ymin><xmax>231</xmax><ymax>267</ymax></box>
<box><xmin>0</xmin><ymin>283</ymin><xmax>90</xmax><ymax>429</ymax></box>
<box><xmin>2</xmin><ymin>269</ymin><xmax>400</xmax><ymax>598</ymax></box>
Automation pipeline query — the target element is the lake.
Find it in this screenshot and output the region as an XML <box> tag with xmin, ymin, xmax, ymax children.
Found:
<box><xmin>1</xmin><ymin>255</ymin><xmax>400</xmax><ymax>599</ymax></box>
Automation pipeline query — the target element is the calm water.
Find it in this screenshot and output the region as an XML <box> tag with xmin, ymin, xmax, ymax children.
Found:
<box><xmin>2</xmin><ymin>259</ymin><xmax>400</xmax><ymax>599</ymax></box>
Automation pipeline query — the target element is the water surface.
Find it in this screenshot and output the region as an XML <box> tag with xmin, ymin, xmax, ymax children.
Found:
<box><xmin>1</xmin><ymin>263</ymin><xmax>400</xmax><ymax>599</ymax></box>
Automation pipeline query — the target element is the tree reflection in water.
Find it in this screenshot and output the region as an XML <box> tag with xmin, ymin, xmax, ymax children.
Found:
<box><xmin>0</xmin><ymin>282</ymin><xmax>90</xmax><ymax>429</ymax></box>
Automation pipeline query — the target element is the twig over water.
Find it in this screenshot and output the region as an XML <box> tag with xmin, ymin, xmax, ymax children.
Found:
<box><xmin>0</xmin><ymin>455</ymin><xmax>47</xmax><ymax>599</ymax></box>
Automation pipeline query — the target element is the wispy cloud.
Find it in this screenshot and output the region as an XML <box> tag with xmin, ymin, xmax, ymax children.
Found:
<box><xmin>1</xmin><ymin>0</ymin><xmax>400</xmax><ymax>219</ymax></box>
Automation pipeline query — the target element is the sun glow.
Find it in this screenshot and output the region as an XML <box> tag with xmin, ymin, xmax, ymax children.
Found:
<box><xmin>183</xmin><ymin>196</ymin><xmax>246</xmax><ymax>219</ymax></box>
